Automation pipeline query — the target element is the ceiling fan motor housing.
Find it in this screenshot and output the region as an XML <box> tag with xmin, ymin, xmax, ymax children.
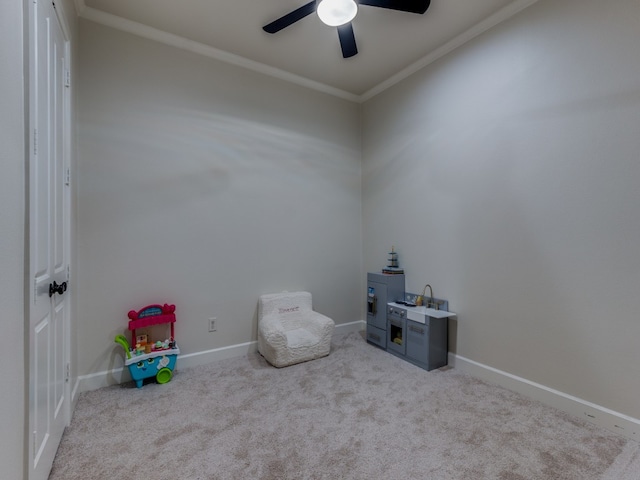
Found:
<box><xmin>262</xmin><ymin>0</ymin><xmax>431</xmax><ymax>58</ymax></box>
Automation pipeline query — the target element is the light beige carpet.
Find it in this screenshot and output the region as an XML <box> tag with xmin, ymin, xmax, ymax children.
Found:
<box><xmin>50</xmin><ymin>331</ymin><xmax>637</xmax><ymax>480</ymax></box>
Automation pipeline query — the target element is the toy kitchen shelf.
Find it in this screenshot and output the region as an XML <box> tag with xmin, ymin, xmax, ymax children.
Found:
<box><xmin>114</xmin><ymin>304</ymin><xmax>180</xmax><ymax>388</ymax></box>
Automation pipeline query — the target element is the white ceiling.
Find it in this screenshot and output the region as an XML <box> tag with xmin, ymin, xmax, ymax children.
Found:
<box><xmin>77</xmin><ymin>0</ymin><xmax>538</xmax><ymax>101</ymax></box>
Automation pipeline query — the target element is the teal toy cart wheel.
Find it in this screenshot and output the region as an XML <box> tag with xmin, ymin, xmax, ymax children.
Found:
<box><xmin>156</xmin><ymin>367</ymin><xmax>172</xmax><ymax>384</ymax></box>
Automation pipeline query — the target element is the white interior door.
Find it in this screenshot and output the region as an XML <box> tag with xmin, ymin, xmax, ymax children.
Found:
<box><xmin>28</xmin><ymin>1</ymin><xmax>71</xmax><ymax>479</ymax></box>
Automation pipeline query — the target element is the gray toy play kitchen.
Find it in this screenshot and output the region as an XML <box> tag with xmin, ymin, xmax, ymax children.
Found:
<box><xmin>366</xmin><ymin>272</ymin><xmax>456</xmax><ymax>371</ymax></box>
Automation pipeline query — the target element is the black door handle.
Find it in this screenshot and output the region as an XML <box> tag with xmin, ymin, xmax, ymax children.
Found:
<box><xmin>49</xmin><ymin>281</ymin><xmax>68</xmax><ymax>297</ymax></box>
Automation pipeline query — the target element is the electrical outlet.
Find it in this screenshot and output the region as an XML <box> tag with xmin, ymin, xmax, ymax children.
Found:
<box><xmin>208</xmin><ymin>317</ymin><xmax>217</xmax><ymax>332</ymax></box>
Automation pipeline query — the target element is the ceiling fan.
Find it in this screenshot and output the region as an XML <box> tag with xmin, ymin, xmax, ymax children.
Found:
<box><xmin>263</xmin><ymin>0</ymin><xmax>431</xmax><ymax>58</ymax></box>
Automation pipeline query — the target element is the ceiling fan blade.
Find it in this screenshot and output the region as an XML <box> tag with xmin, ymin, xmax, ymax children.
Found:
<box><xmin>358</xmin><ymin>0</ymin><xmax>430</xmax><ymax>15</ymax></box>
<box><xmin>263</xmin><ymin>1</ymin><xmax>317</xmax><ymax>34</ymax></box>
<box><xmin>337</xmin><ymin>23</ymin><xmax>358</xmax><ymax>58</ymax></box>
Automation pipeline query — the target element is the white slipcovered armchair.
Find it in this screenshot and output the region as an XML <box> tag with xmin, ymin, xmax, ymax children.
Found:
<box><xmin>258</xmin><ymin>291</ymin><xmax>335</xmax><ymax>368</ymax></box>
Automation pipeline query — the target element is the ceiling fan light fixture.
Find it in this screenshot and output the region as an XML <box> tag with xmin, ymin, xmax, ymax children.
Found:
<box><xmin>317</xmin><ymin>0</ymin><xmax>358</xmax><ymax>27</ymax></box>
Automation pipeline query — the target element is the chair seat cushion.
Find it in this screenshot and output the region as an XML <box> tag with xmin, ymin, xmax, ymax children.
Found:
<box><xmin>285</xmin><ymin>328</ymin><xmax>319</xmax><ymax>349</ymax></box>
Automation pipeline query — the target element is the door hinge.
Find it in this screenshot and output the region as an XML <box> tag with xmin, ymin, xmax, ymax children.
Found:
<box><xmin>65</xmin><ymin>167</ymin><xmax>70</xmax><ymax>186</ymax></box>
<box><xmin>66</xmin><ymin>264</ymin><xmax>70</xmax><ymax>281</ymax></box>
<box><xmin>65</xmin><ymin>69</ymin><xmax>70</xmax><ymax>88</ymax></box>
<box><xmin>65</xmin><ymin>363</ymin><xmax>70</xmax><ymax>382</ymax></box>
<box><xmin>33</xmin><ymin>129</ymin><xmax>38</xmax><ymax>156</ymax></box>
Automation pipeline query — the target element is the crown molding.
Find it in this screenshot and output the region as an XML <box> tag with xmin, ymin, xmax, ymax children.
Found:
<box><xmin>74</xmin><ymin>0</ymin><xmax>539</xmax><ymax>104</ymax></box>
<box><xmin>76</xmin><ymin>2</ymin><xmax>360</xmax><ymax>103</ymax></box>
<box><xmin>360</xmin><ymin>0</ymin><xmax>540</xmax><ymax>101</ymax></box>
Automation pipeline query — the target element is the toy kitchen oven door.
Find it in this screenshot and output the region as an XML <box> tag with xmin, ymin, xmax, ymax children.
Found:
<box><xmin>366</xmin><ymin>272</ymin><xmax>404</xmax><ymax>350</ymax></box>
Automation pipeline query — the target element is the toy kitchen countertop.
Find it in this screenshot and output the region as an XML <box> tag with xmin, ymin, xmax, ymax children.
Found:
<box><xmin>388</xmin><ymin>301</ymin><xmax>456</xmax><ymax>323</ymax></box>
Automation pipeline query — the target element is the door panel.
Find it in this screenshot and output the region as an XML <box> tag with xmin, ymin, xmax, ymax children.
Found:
<box><xmin>53</xmin><ymin>30</ymin><xmax>65</xmax><ymax>276</ymax></box>
<box><xmin>33</xmin><ymin>316</ymin><xmax>50</xmax><ymax>466</ymax></box>
<box><xmin>54</xmin><ymin>299</ymin><xmax>66</xmax><ymax>417</ymax></box>
<box><xmin>366</xmin><ymin>281</ymin><xmax>387</xmax><ymax>330</ymax></box>
<box><xmin>406</xmin><ymin>320</ymin><xmax>428</xmax><ymax>366</ymax></box>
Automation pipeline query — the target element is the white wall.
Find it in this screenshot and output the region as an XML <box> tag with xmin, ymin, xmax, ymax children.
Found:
<box><xmin>362</xmin><ymin>0</ymin><xmax>640</xmax><ymax>419</ymax></box>
<box><xmin>1</xmin><ymin>1</ymin><xmax>25</xmax><ymax>477</ymax></box>
<box><xmin>76</xmin><ymin>20</ymin><xmax>362</xmax><ymax>379</ymax></box>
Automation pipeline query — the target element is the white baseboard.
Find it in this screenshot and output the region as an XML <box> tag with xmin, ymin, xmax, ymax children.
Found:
<box><xmin>78</xmin><ymin>320</ymin><xmax>365</xmax><ymax>394</ymax></box>
<box><xmin>71</xmin><ymin>377</ymin><xmax>80</xmax><ymax>403</ymax></box>
<box><xmin>449</xmin><ymin>353</ymin><xmax>640</xmax><ymax>442</ymax></box>
<box><xmin>333</xmin><ymin>319</ymin><xmax>366</xmax><ymax>334</ymax></box>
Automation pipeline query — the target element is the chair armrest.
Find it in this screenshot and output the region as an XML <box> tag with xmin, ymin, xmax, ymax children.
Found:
<box><xmin>259</xmin><ymin>314</ymin><xmax>287</xmax><ymax>344</ymax></box>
